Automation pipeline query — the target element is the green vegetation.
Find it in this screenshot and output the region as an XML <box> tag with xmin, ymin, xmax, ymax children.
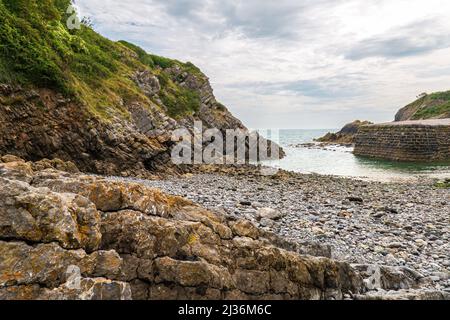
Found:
<box><xmin>118</xmin><ymin>40</ymin><xmax>204</xmax><ymax>79</ymax></box>
<box><xmin>118</xmin><ymin>40</ymin><xmax>156</xmax><ymax>68</ymax></box>
<box><xmin>0</xmin><ymin>0</ymin><xmax>70</xmax><ymax>89</ymax></box>
<box><xmin>160</xmin><ymin>88</ymin><xmax>200</xmax><ymax>118</ymax></box>
<box><xmin>430</xmin><ymin>91</ymin><xmax>450</xmax><ymax>101</ymax></box>
<box><xmin>151</xmin><ymin>55</ymin><xmax>176</xmax><ymax>69</ymax></box>
<box><xmin>410</xmin><ymin>91</ymin><xmax>450</xmax><ymax>120</ymax></box>
<box><xmin>118</xmin><ymin>40</ymin><xmax>176</xmax><ymax>69</ymax></box>
<box><xmin>119</xmin><ymin>40</ymin><xmax>202</xmax><ymax>118</ymax></box>
<box><xmin>0</xmin><ymin>0</ymin><xmax>204</xmax><ymax>119</ymax></box>
<box><xmin>434</xmin><ymin>179</ymin><xmax>450</xmax><ymax>189</ymax></box>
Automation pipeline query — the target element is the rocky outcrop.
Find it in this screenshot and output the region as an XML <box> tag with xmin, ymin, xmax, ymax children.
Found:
<box><xmin>166</xmin><ymin>65</ymin><xmax>245</xmax><ymax>131</ymax></box>
<box><xmin>158</xmin><ymin>65</ymin><xmax>285</xmax><ymax>161</ymax></box>
<box><xmin>316</xmin><ymin>120</ymin><xmax>373</xmax><ymax>145</ymax></box>
<box><xmin>132</xmin><ymin>70</ymin><xmax>161</xmax><ymax>98</ymax></box>
<box><xmin>2</xmin><ymin>157</ymin><xmax>448</xmax><ymax>300</ymax></box>
<box><xmin>0</xmin><ymin>156</ymin><xmax>363</xmax><ymax>300</ymax></box>
<box><xmin>0</xmin><ymin>85</ymin><xmax>280</xmax><ymax>180</ymax></box>
<box><xmin>0</xmin><ymin>84</ymin><xmax>174</xmax><ymax>178</ymax></box>
<box><xmin>0</xmin><ymin>72</ymin><xmax>283</xmax><ymax>178</ymax></box>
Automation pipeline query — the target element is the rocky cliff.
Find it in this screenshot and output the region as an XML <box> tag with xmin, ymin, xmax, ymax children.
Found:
<box><xmin>395</xmin><ymin>91</ymin><xmax>450</xmax><ymax>121</ymax></box>
<box><xmin>0</xmin><ymin>0</ymin><xmax>282</xmax><ymax>178</ymax></box>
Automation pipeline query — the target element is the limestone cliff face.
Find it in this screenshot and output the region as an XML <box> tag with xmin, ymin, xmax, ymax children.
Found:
<box><xmin>0</xmin><ymin>156</ymin><xmax>363</xmax><ymax>300</ymax></box>
<box><xmin>0</xmin><ymin>66</ymin><xmax>255</xmax><ymax>178</ymax></box>
<box><xmin>395</xmin><ymin>91</ymin><xmax>450</xmax><ymax>121</ymax></box>
<box><xmin>0</xmin><ymin>72</ymin><xmax>282</xmax><ymax>177</ymax></box>
<box><xmin>0</xmin><ymin>84</ymin><xmax>172</xmax><ymax>178</ymax></box>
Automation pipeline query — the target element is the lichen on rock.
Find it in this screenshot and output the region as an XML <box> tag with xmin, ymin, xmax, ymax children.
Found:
<box><xmin>0</xmin><ymin>156</ymin><xmax>365</xmax><ymax>300</ymax></box>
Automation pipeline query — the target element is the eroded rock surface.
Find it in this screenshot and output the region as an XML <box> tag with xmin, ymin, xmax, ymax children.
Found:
<box><xmin>1</xmin><ymin>157</ymin><xmax>447</xmax><ymax>300</ymax></box>
<box><xmin>0</xmin><ymin>72</ymin><xmax>283</xmax><ymax>178</ymax></box>
<box><xmin>0</xmin><ymin>157</ymin><xmax>363</xmax><ymax>300</ymax></box>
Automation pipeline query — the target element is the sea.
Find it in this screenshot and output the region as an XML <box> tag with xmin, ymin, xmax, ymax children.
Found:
<box><xmin>258</xmin><ymin>129</ymin><xmax>450</xmax><ymax>182</ymax></box>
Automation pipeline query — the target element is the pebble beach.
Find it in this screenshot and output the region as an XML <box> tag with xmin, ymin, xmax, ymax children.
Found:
<box><xmin>111</xmin><ymin>166</ymin><xmax>450</xmax><ymax>293</ymax></box>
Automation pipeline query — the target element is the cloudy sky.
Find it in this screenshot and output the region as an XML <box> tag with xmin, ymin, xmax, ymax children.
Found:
<box><xmin>75</xmin><ymin>0</ymin><xmax>450</xmax><ymax>129</ymax></box>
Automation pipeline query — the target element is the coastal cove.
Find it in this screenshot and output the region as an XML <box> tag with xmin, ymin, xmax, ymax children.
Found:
<box><xmin>1</xmin><ymin>0</ymin><xmax>449</xmax><ymax>303</ymax></box>
<box><xmin>258</xmin><ymin>129</ymin><xmax>450</xmax><ymax>182</ymax></box>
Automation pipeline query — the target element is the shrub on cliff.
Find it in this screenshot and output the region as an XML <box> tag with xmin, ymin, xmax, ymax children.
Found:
<box><xmin>0</xmin><ymin>0</ymin><xmax>204</xmax><ymax>119</ymax></box>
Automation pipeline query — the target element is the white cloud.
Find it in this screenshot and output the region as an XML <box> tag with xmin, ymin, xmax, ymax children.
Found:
<box><xmin>75</xmin><ymin>0</ymin><xmax>450</xmax><ymax>128</ymax></box>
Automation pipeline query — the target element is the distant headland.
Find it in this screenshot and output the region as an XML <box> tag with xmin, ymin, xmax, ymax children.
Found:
<box><xmin>317</xmin><ymin>91</ymin><xmax>450</xmax><ymax>162</ymax></box>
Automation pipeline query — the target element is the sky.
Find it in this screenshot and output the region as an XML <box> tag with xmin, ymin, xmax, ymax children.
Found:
<box><xmin>74</xmin><ymin>0</ymin><xmax>450</xmax><ymax>129</ymax></box>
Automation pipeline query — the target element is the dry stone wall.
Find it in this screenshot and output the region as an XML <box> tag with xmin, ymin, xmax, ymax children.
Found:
<box><xmin>354</xmin><ymin>120</ymin><xmax>450</xmax><ymax>162</ymax></box>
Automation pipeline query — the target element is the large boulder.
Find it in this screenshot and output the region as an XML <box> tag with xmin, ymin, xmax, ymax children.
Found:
<box><xmin>0</xmin><ymin>177</ymin><xmax>101</xmax><ymax>252</ymax></box>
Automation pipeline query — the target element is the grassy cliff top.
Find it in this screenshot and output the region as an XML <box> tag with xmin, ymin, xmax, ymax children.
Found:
<box><xmin>0</xmin><ymin>0</ymin><xmax>205</xmax><ymax>119</ymax></box>
<box><xmin>397</xmin><ymin>91</ymin><xmax>450</xmax><ymax>121</ymax></box>
<box><xmin>411</xmin><ymin>91</ymin><xmax>450</xmax><ymax>119</ymax></box>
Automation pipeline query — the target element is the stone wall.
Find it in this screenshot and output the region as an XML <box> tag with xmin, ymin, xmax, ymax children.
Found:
<box><xmin>354</xmin><ymin>120</ymin><xmax>450</xmax><ymax>162</ymax></box>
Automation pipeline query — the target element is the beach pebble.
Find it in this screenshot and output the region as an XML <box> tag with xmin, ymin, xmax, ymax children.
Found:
<box><xmin>257</xmin><ymin>207</ymin><xmax>283</xmax><ymax>220</ymax></box>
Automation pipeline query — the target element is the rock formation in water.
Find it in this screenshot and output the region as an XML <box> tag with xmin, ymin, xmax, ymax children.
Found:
<box><xmin>315</xmin><ymin>120</ymin><xmax>373</xmax><ymax>145</ymax></box>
